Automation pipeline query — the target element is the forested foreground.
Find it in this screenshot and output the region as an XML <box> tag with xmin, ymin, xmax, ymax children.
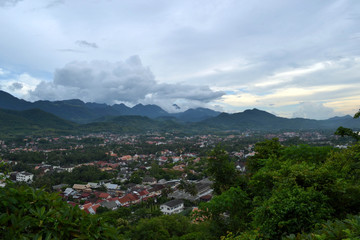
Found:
<box><xmin>1</xmin><ymin>139</ymin><xmax>360</xmax><ymax>239</ymax></box>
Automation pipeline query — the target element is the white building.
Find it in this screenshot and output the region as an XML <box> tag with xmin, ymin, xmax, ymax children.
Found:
<box><xmin>160</xmin><ymin>199</ymin><xmax>184</xmax><ymax>215</ymax></box>
<box><xmin>16</xmin><ymin>171</ymin><xmax>34</xmax><ymax>183</ymax></box>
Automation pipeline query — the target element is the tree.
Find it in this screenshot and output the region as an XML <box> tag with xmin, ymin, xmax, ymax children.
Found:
<box><xmin>206</xmin><ymin>145</ymin><xmax>239</xmax><ymax>195</ymax></box>
<box><xmin>128</xmin><ymin>214</ymin><xmax>206</xmax><ymax>240</ymax></box>
<box><xmin>0</xmin><ymin>183</ymin><xmax>120</xmax><ymax>239</ymax></box>
<box><xmin>252</xmin><ymin>186</ymin><xmax>332</xmax><ymax>239</ymax></box>
<box><xmin>246</xmin><ymin>138</ymin><xmax>283</xmax><ymax>174</ymax></box>
<box><xmin>335</xmin><ymin>109</ymin><xmax>360</xmax><ymax>141</ymax></box>
<box><xmin>198</xmin><ymin>186</ymin><xmax>251</xmax><ymax>237</ymax></box>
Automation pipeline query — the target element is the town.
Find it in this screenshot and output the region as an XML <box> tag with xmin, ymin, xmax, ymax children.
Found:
<box><xmin>0</xmin><ymin>129</ymin><xmax>347</xmax><ymax>216</ymax></box>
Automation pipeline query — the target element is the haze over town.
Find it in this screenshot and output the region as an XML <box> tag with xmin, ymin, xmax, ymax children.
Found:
<box><xmin>1</xmin><ymin>0</ymin><xmax>360</xmax><ymax>119</ymax></box>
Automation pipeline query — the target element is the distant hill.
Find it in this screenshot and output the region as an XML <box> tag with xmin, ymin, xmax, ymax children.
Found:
<box><xmin>0</xmin><ymin>107</ymin><xmax>359</xmax><ymax>137</ymax></box>
<box><xmin>201</xmin><ymin>108</ymin><xmax>359</xmax><ymax>131</ymax></box>
<box><xmin>173</xmin><ymin>108</ymin><xmax>220</xmax><ymax>122</ymax></box>
<box><xmin>80</xmin><ymin>115</ymin><xmax>185</xmax><ymax>134</ymax></box>
<box><xmin>1</xmin><ymin>91</ymin><xmax>359</xmax><ymax>136</ymax></box>
<box><xmin>0</xmin><ymin>108</ymin><xmax>77</xmax><ymax>136</ymax></box>
<box><xmin>0</xmin><ymin>90</ymin><xmax>219</xmax><ymax>123</ymax></box>
<box><xmin>0</xmin><ymin>90</ymin><xmax>32</xmax><ymax>110</ymax></box>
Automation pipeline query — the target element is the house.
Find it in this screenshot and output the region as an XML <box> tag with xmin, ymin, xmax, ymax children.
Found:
<box><xmin>160</xmin><ymin>199</ymin><xmax>184</xmax><ymax>215</ymax></box>
<box><xmin>16</xmin><ymin>171</ymin><xmax>34</xmax><ymax>183</ymax></box>
<box><xmin>60</xmin><ymin>166</ymin><xmax>74</xmax><ymax>172</ymax></box>
<box><xmin>118</xmin><ymin>193</ymin><xmax>140</xmax><ymax>206</ymax></box>
<box><xmin>100</xmin><ymin>201</ymin><xmax>118</xmax><ymax>210</ymax></box>
<box><xmin>105</xmin><ymin>183</ymin><xmax>118</xmax><ymax>190</ymax></box>
<box><xmin>83</xmin><ymin>203</ymin><xmax>101</xmax><ymax>214</ymax></box>
<box><xmin>63</xmin><ymin>188</ymin><xmax>76</xmax><ymax>196</ymax></box>
<box><xmin>148</xmin><ymin>184</ymin><xmax>164</xmax><ymax>197</ymax></box>
<box><xmin>87</xmin><ymin>182</ymin><xmax>100</xmax><ymax>189</ymax></box>
<box><xmin>98</xmin><ymin>192</ymin><xmax>111</xmax><ymax>199</ymax></box>
<box><xmin>72</xmin><ymin>184</ymin><xmax>89</xmax><ymax>191</ymax></box>
<box><xmin>142</xmin><ymin>176</ymin><xmax>157</xmax><ymax>185</ymax></box>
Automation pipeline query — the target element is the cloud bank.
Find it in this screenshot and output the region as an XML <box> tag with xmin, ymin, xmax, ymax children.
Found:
<box><xmin>293</xmin><ymin>102</ymin><xmax>336</xmax><ymax>120</ymax></box>
<box><xmin>29</xmin><ymin>56</ymin><xmax>224</xmax><ymax>111</ymax></box>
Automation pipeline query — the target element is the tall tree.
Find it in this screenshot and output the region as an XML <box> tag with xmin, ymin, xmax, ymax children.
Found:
<box><xmin>206</xmin><ymin>145</ymin><xmax>239</xmax><ymax>195</ymax></box>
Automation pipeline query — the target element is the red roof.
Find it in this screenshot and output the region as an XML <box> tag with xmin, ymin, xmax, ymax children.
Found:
<box><xmin>91</xmin><ymin>204</ymin><xmax>101</xmax><ymax>213</ymax></box>
<box><xmin>108</xmin><ymin>197</ymin><xmax>119</xmax><ymax>202</ymax></box>
<box><xmin>81</xmin><ymin>192</ymin><xmax>91</xmax><ymax>198</ymax></box>
<box><xmin>118</xmin><ymin>196</ymin><xmax>131</xmax><ymax>204</ymax></box>
<box><xmin>99</xmin><ymin>192</ymin><xmax>110</xmax><ymax>199</ymax></box>
<box><xmin>82</xmin><ymin>203</ymin><xmax>93</xmax><ymax>209</ymax></box>
<box><xmin>139</xmin><ymin>190</ymin><xmax>149</xmax><ymax>196</ymax></box>
<box><xmin>118</xmin><ymin>193</ymin><xmax>139</xmax><ymax>204</ymax></box>
<box><xmin>127</xmin><ymin>193</ymin><xmax>139</xmax><ymax>201</ymax></box>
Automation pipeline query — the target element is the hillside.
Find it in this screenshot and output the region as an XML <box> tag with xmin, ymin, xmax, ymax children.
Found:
<box><xmin>201</xmin><ymin>108</ymin><xmax>360</xmax><ymax>131</ymax></box>
<box><xmin>0</xmin><ymin>108</ymin><xmax>77</xmax><ymax>136</ymax></box>
<box><xmin>0</xmin><ymin>90</ymin><xmax>220</xmax><ymax>123</ymax></box>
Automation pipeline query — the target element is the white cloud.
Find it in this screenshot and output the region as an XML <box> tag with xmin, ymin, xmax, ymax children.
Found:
<box><xmin>29</xmin><ymin>56</ymin><xmax>224</xmax><ymax>110</ymax></box>
<box><xmin>293</xmin><ymin>102</ymin><xmax>336</xmax><ymax>120</ymax></box>
<box><xmin>0</xmin><ymin>72</ymin><xmax>42</xmax><ymax>99</ymax></box>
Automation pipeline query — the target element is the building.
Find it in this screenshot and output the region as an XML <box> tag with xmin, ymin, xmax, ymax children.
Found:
<box><xmin>160</xmin><ymin>199</ymin><xmax>184</xmax><ymax>215</ymax></box>
<box><xmin>16</xmin><ymin>171</ymin><xmax>34</xmax><ymax>183</ymax></box>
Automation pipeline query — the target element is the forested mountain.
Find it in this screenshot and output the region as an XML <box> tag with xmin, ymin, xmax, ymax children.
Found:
<box><xmin>2</xmin><ymin>91</ymin><xmax>358</xmax><ymax>131</ymax></box>
<box><xmin>0</xmin><ymin>108</ymin><xmax>76</xmax><ymax>136</ymax></box>
<box><xmin>203</xmin><ymin>108</ymin><xmax>360</xmax><ymax>130</ymax></box>
<box><xmin>0</xmin><ymin>90</ymin><xmax>220</xmax><ymax>123</ymax></box>
<box><xmin>0</xmin><ymin>107</ymin><xmax>359</xmax><ymax>137</ymax></box>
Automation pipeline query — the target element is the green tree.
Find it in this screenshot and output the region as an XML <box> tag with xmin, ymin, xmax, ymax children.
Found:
<box><xmin>198</xmin><ymin>186</ymin><xmax>251</xmax><ymax>237</ymax></box>
<box><xmin>128</xmin><ymin>214</ymin><xmax>206</xmax><ymax>240</ymax></box>
<box><xmin>0</xmin><ymin>183</ymin><xmax>120</xmax><ymax>239</ymax></box>
<box><xmin>246</xmin><ymin>138</ymin><xmax>283</xmax><ymax>174</ymax></box>
<box><xmin>206</xmin><ymin>145</ymin><xmax>239</xmax><ymax>195</ymax></box>
<box><xmin>335</xmin><ymin>109</ymin><xmax>360</xmax><ymax>141</ymax></box>
<box><xmin>252</xmin><ymin>186</ymin><xmax>332</xmax><ymax>239</ymax></box>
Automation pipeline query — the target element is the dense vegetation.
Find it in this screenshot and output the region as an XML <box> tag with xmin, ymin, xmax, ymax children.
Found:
<box><xmin>1</xmin><ymin>139</ymin><xmax>360</xmax><ymax>239</ymax></box>
<box><xmin>199</xmin><ymin>140</ymin><xmax>360</xmax><ymax>239</ymax></box>
<box><xmin>0</xmin><ymin>183</ymin><xmax>118</xmax><ymax>239</ymax></box>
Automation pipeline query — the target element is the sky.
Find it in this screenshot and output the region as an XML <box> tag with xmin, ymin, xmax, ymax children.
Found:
<box><xmin>0</xmin><ymin>0</ymin><xmax>360</xmax><ymax>119</ymax></box>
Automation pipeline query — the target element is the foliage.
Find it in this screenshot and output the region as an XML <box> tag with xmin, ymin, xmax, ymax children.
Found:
<box><xmin>201</xmin><ymin>140</ymin><xmax>360</xmax><ymax>239</ymax></box>
<box><xmin>0</xmin><ymin>184</ymin><xmax>120</xmax><ymax>239</ymax></box>
<box><xmin>206</xmin><ymin>145</ymin><xmax>240</xmax><ymax>195</ymax></box>
<box><xmin>246</xmin><ymin>138</ymin><xmax>283</xmax><ymax>174</ymax></box>
<box><xmin>127</xmin><ymin>214</ymin><xmax>210</xmax><ymax>240</ymax></box>
<box><xmin>252</xmin><ymin>186</ymin><xmax>332</xmax><ymax>239</ymax></box>
<box><xmin>285</xmin><ymin>214</ymin><xmax>360</xmax><ymax>240</ymax></box>
<box><xmin>199</xmin><ymin>186</ymin><xmax>251</xmax><ymax>236</ymax></box>
<box><xmin>335</xmin><ymin>109</ymin><xmax>360</xmax><ymax>141</ymax></box>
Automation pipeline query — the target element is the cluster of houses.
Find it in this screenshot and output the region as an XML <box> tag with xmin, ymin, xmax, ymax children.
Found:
<box><xmin>54</xmin><ymin>177</ymin><xmax>213</xmax><ymax>215</ymax></box>
<box><xmin>56</xmin><ymin>178</ymin><xmax>166</xmax><ymax>214</ymax></box>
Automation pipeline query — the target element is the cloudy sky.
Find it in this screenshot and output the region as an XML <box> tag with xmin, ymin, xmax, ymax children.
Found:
<box><xmin>1</xmin><ymin>0</ymin><xmax>360</xmax><ymax>119</ymax></box>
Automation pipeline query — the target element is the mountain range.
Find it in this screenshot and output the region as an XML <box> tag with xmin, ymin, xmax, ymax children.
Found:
<box><xmin>0</xmin><ymin>90</ymin><xmax>220</xmax><ymax>123</ymax></box>
<box><xmin>0</xmin><ymin>90</ymin><xmax>358</xmax><ymax>136</ymax></box>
